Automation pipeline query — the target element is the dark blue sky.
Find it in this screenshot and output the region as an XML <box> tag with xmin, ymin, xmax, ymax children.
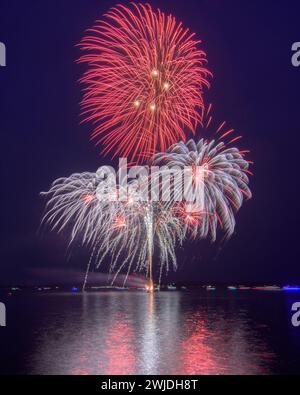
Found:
<box><xmin>0</xmin><ymin>0</ymin><xmax>299</xmax><ymax>284</ymax></box>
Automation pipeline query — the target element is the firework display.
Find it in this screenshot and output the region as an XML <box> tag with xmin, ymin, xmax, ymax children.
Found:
<box><xmin>41</xmin><ymin>173</ymin><xmax>183</xmax><ymax>285</ymax></box>
<box><xmin>153</xmin><ymin>138</ymin><xmax>252</xmax><ymax>241</ymax></box>
<box><xmin>41</xmin><ymin>3</ymin><xmax>252</xmax><ymax>287</ymax></box>
<box><xmin>152</xmin><ymin>112</ymin><xmax>252</xmax><ymax>240</ymax></box>
<box><xmin>79</xmin><ymin>2</ymin><xmax>210</xmax><ymax>162</ymax></box>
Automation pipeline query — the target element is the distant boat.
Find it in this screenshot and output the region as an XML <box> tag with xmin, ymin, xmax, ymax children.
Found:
<box><xmin>238</xmin><ymin>285</ymin><xmax>251</xmax><ymax>290</ymax></box>
<box><xmin>227</xmin><ymin>286</ymin><xmax>237</xmax><ymax>291</ymax></box>
<box><xmin>206</xmin><ymin>285</ymin><xmax>216</xmax><ymax>291</ymax></box>
<box><xmin>253</xmin><ymin>285</ymin><xmax>281</xmax><ymax>291</ymax></box>
<box><xmin>283</xmin><ymin>285</ymin><xmax>300</xmax><ymax>291</ymax></box>
<box><xmin>167</xmin><ymin>285</ymin><xmax>177</xmax><ymax>291</ymax></box>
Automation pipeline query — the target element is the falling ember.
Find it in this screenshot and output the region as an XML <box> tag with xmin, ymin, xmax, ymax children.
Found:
<box><xmin>79</xmin><ymin>3</ymin><xmax>211</xmax><ymax>162</ymax></box>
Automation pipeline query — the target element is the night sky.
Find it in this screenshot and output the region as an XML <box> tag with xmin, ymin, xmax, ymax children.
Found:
<box><xmin>0</xmin><ymin>0</ymin><xmax>299</xmax><ymax>285</ymax></box>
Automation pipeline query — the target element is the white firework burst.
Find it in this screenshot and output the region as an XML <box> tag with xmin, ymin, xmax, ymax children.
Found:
<box><xmin>41</xmin><ymin>170</ymin><xmax>183</xmax><ymax>285</ymax></box>
<box><xmin>152</xmin><ymin>138</ymin><xmax>252</xmax><ymax>241</ymax></box>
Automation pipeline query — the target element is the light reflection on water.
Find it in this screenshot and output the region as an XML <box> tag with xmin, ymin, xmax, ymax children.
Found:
<box><xmin>3</xmin><ymin>291</ymin><xmax>300</xmax><ymax>374</ymax></box>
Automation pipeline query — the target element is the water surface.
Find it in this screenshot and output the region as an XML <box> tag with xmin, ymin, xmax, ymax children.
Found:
<box><xmin>1</xmin><ymin>291</ymin><xmax>299</xmax><ymax>374</ymax></box>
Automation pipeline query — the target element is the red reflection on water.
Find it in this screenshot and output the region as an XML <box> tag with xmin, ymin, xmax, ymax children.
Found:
<box><xmin>71</xmin><ymin>367</ymin><xmax>89</xmax><ymax>375</ymax></box>
<box><xmin>69</xmin><ymin>353</ymin><xmax>92</xmax><ymax>375</ymax></box>
<box><xmin>180</xmin><ymin>319</ymin><xmax>225</xmax><ymax>375</ymax></box>
<box><xmin>100</xmin><ymin>318</ymin><xmax>136</xmax><ymax>374</ymax></box>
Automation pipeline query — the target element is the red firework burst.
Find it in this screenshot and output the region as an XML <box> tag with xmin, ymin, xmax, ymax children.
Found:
<box><xmin>79</xmin><ymin>2</ymin><xmax>211</xmax><ymax>163</ymax></box>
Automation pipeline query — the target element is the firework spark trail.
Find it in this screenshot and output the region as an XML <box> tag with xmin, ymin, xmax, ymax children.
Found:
<box><xmin>79</xmin><ymin>2</ymin><xmax>211</xmax><ymax>162</ymax></box>
<box><xmin>41</xmin><ymin>173</ymin><xmax>183</xmax><ymax>285</ymax></box>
